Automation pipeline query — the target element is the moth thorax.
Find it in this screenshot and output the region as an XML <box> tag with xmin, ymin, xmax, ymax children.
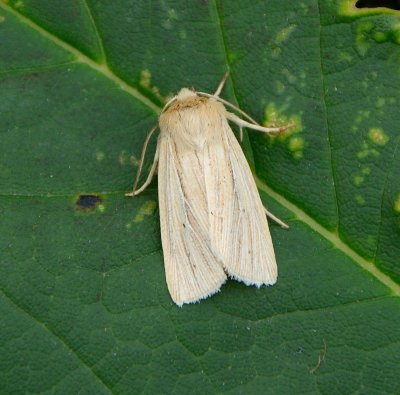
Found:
<box><xmin>177</xmin><ymin>88</ymin><xmax>197</xmax><ymax>101</ymax></box>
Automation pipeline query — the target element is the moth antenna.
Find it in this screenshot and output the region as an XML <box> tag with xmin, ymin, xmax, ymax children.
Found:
<box><xmin>197</xmin><ymin>92</ymin><xmax>259</xmax><ymax>125</ymax></box>
<box><xmin>214</xmin><ymin>72</ymin><xmax>229</xmax><ymax>97</ymax></box>
<box><xmin>162</xmin><ymin>95</ymin><xmax>178</xmax><ymax>113</ymax></box>
<box><xmin>226</xmin><ymin>112</ymin><xmax>291</xmax><ymax>134</ymax></box>
<box><xmin>126</xmin><ymin>124</ymin><xmax>158</xmax><ymax>197</ymax></box>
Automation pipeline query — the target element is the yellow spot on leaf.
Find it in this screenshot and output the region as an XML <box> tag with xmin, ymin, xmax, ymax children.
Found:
<box><xmin>263</xmin><ymin>103</ymin><xmax>303</xmax><ymax>157</ymax></box>
<box><xmin>96</xmin><ymin>151</ymin><xmax>105</xmax><ymax>162</ymax></box>
<box><xmin>162</xmin><ymin>8</ymin><xmax>178</xmax><ymax>29</ymax></box>
<box><xmin>373</xmin><ymin>31</ymin><xmax>386</xmax><ymax>43</ymax></box>
<box><xmin>288</xmin><ymin>137</ymin><xmax>305</xmax><ymax>159</ymax></box>
<box><xmin>264</xmin><ymin>103</ymin><xmax>296</xmax><ymax>128</ymax></box>
<box><xmin>339</xmin><ymin>51</ymin><xmax>352</xmax><ymax>63</ymax></box>
<box><xmin>353</xmin><ymin>167</ymin><xmax>371</xmax><ymax>186</ymax></box>
<box><xmin>394</xmin><ymin>194</ymin><xmax>400</xmax><ymax>213</ymax></box>
<box><xmin>134</xmin><ymin>200</ymin><xmax>157</xmax><ymax>223</ymax></box>
<box><xmin>276</xmin><ymin>25</ymin><xmax>296</xmax><ymax>44</ymax></box>
<box><xmin>228</xmin><ymin>51</ymin><xmax>237</xmax><ymax>63</ymax></box>
<box><xmin>130</xmin><ymin>155</ymin><xmax>139</xmax><ymax>167</ymax></box>
<box><xmin>395</xmin><ymin>29</ymin><xmax>400</xmax><ymax>45</ymax></box>
<box><xmin>0</xmin><ymin>15</ymin><xmax>5</xmax><ymax>23</ymax></box>
<box><xmin>275</xmin><ymin>81</ymin><xmax>285</xmax><ymax>94</ymax></box>
<box><xmin>168</xmin><ymin>9</ymin><xmax>178</xmax><ymax>19</ymax></box>
<box><xmin>282</xmin><ymin>68</ymin><xmax>297</xmax><ymax>84</ymax></box>
<box><xmin>357</xmin><ymin>141</ymin><xmax>379</xmax><ymax>160</ymax></box>
<box><xmin>368</xmin><ymin>128</ymin><xmax>389</xmax><ymax>146</ymax></box>
<box><xmin>361</xmin><ymin>167</ymin><xmax>371</xmax><ymax>175</ymax></box>
<box><xmin>139</xmin><ymin>69</ymin><xmax>167</xmax><ymax>104</ymax></box>
<box><xmin>355</xmin><ymin>195</ymin><xmax>366</xmax><ymax>205</ymax></box>
<box><xmin>139</xmin><ymin>69</ymin><xmax>152</xmax><ymax>89</ymax></box>
<box><xmin>263</xmin><ymin>103</ymin><xmax>302</xmax><ymax>134</ymax></box>
<box><xmin>353</xmin><ymin>175</ymin><xmax>364</xmax><ymax>186</ymax></box>
<box><xmin>356</xmin><ymin>21</ymin><xmax>374</xmax><ymax>56</ymax></box>
<box><xmin>118</xmin><ymin>150</ymin><xmax>128</xmax><ymax>166</ymax></box>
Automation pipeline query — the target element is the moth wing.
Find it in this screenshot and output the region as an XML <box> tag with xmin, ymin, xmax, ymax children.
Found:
<box><xmin>207</xmin><ymin>120</ymin><xmax>277</xmax><ymax>286</ymax></box>
<box><xmin>158</xmin><ymin>135</ymin><xmax>227</xmax><ymax>306</ymax></box>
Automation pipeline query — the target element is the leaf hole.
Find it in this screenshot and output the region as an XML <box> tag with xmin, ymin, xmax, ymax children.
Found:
<box><xmin>76</xmin><ymin>194</ymin><xmax>102</xmax><ymax>211</ymax></box>
<box><xmin>355</xmin><ymin>0</ymin><xmax>400</xmax><ymax>10</ymax></box>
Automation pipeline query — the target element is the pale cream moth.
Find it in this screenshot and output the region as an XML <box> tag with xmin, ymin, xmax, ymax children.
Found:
<box><xmin>126</xmin><ymin>75</ymin><xmax>291</xmax><ymax>306</ymax></box>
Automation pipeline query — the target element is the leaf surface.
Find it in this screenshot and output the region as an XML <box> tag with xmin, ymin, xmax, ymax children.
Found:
<box><xmin>1</xmin><ymin>1</ymin><xmax>399</xmax><ymax>394</ymax></box>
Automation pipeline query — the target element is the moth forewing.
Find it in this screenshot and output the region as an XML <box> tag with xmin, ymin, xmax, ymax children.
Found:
<box><xmin>204</xmin><ymin>103</ymin><xmax>278</xmax><ymax>286</ymax></box>
<box><xmin>128</xmin><ymin>81</ymin><xmax>290</xmax><ymax>306</ymax></box>
<box><xmin>157</xmin><ymin>95</ymin><xmax>227</xmax><ymax>306</ymax></box>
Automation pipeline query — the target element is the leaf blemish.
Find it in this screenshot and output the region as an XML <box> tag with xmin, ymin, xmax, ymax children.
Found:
<box><xmin>133</xmin><ymin>200</ymin><xmax>157</xmax><ymax>223</ymax></box>
<box><xmin>118</xmin><ymin>150</ymin><xmax>129</xmax><ymax>166</ymax></box>
<box><xmin>288</xmin><ymin>137</ymin><xmax>305</xmax><ymax>159</ymax></box>
<box><xmin>275</xmin><ymin>81</ymin><xmax>285</xmax><ymax>94</ymax></box>
<box><xmin>129</xmin><ymin>155</ymin><xmax>139</xmax><ymax>167</ymax></box>
<box><xmin>376</xmin><ymin>97</ymin><xmax>386</xmax><ymax>108</ymax></box>
<box><xmin>14</xmin><ymin>0</ymin><xmax>24</xmax><ymax>9</ymax></box>
<box><xmin>340</xmin><ymin>0</ymin><xmax>400</xmax><ymax>16</ymax></box>
<box><xmin>356</xmin><ymin>21</ymin><xmax>374</xmax><ymax>56</ymax></box>
<box><xmin>353</xmin><ymin>175</ymin><xmax>364</xmax><ymax>186</ymax></box>
<box><xmin>162</xmin><ymin>8</ymin><xmax>178</xmax><ymax>30</ymax></box>
<box><xmin>76</xmin><ymin>194</ymin><xmax>103</xmax><ymax>212</ymax></box>
<box><xmin>139</xmin><ymin>69</ymin><xmax>152</xmax><ymax>89</ymax></box>
<box><xmin>282</xmin><ymin>68</ymin><xmax>297</xmax><ymax>84</ymax></box>
<box><xmin>96</xmin><ymin>151</ymin><xmax>105</xmax><ymax>162</ymax></box>
<box><xmin>368</xmin><ymin>127</ymin><xmax>389</xmax><ymax>146</ymax></box>
<box><xmin>355</xmin><ymin>194</ymin><xmax>366</xmax><ymax>205</ymax></box>
<box><xmin>353</xmin><ymin>167</ymin><xmax>371</xmax><ymax>186</ymax></box>
<box><xmin>393</xmin><ymin>194</ymin><xmax>400</xmax><ymax>213</ymax></box>
<box><xmin>275</xmin><ymin>24</ymin><xmax>297</xmax><ymax>45</ymax></box>
<box><xmin>139</xmin><ymin>69</ymin><xmax>168</xmax><ymax>104</ymax></box>
<box><xmin>355</xmin><ymin>0</ymin><xmax>400</xmax><ymax>11</ymax></box>
<box><xmin>357</xmin><ymin>141</ymin><xmax>379</xmax><ymax>159</ymax></box>
<box><xmin>263</xmin><ymin>103</ymin><xmax>304</xmax><ymax>158</ymax></box>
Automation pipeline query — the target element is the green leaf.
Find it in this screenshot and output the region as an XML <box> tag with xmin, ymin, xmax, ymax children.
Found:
<box><xmin>1</xmin><ymin>1</ymin><xmax>399</xmax><ymax>394</ymax></box>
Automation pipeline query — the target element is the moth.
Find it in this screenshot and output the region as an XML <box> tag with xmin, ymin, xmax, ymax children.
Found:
<box><xmin>126</xmin><ymin>74</ymin><xmax>291</xmax><ymax>306</ymax></box>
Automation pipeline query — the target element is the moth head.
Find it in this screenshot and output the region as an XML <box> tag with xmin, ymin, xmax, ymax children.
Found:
<box><xmin>161</xmin><ymin>88</ymin><xmax>203</xmax><ymax>114</ymax></box>
<box><xmin>176</xmin><ymin>88</ymin><xmax>197</xmax><ymax>101</ymax></box>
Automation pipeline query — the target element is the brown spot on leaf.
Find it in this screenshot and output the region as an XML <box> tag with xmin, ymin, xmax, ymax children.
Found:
<box><xmin>76</xmin><ymin>194</ymin><xmax>102</xmax><ymax>211</ymax></box>
<box><xmin>355</xmin><ymin>0</ymin><xmax>400</xmax><ymax>10</ymax></box>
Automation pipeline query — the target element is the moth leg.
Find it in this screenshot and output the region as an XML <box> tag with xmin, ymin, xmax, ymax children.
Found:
<box><xmin>264</xmin><ymin>207</ymin><xmax>289</xmax><ymax>229</ymax></box>
<box><xmin>239</xmin><ymin>126</ymin><xmax>243</xmax><ymax>142</ymax></box>
<box><xmin>125</xmin><ymin>124</ymin><xmax>158</xmax><ymax>197</ymax></box>
<box><xmin>227</xmin><ymin>112</ymin><xmax>293</xmax><ymax>135</ymax></box>
<box><xmin>214</xmin><ymin>72</ymin><xmax>229</xmax><ymax>97</ymax></box>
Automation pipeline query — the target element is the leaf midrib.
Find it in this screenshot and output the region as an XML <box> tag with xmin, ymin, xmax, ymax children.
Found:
<box><xmin>1</xmin><ymin>2</ymin><xmax>399</xmax><ymax>298</ymax></box>
<box><xmin>255</xmin><ymin>175</ymin><xmax>400</xmax><ymax>296</ymax></box>
<box><xmin>0</xmin><ymin>2</ymin><xmax>161</xmax><ymax>115</ymax></box>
